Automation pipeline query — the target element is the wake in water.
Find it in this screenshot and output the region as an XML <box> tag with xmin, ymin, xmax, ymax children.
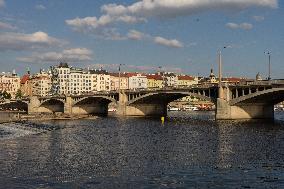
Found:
<box><xmin>0</xmin><ymin>122</ymin><xmax>60</xmax><ymax>140</ymax></box>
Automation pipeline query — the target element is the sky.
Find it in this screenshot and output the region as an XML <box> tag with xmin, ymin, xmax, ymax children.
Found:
<box><xmin>0</xmin><ymin>0</ymin><xmax>283</xmax><ymax>79</ymax></box>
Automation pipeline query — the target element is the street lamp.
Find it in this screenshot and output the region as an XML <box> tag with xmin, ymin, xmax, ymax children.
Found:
<box><xmin>264</xmin><ymin>51</ymin><xmax>271</xmax><ymax>80</ymax></box>
<box><xmin>158</xmin><ymin>66</ymin><xmax>165</xmax><ymax>89</ymax></box>
<box><xmin>118</xmin><ymin>64</ymin><xmax>125</xmax><ymax>93</ymax></box>
<box><xmin>218</xmin><ymin>46</ymin><xmax>228</xmax><ymax>99</ymax></box>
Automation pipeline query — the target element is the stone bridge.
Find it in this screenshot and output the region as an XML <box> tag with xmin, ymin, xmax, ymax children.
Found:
<box><xmin>1</xmin><ymin>82</ymin><xmax>284</xmax><ymax>119</ymax></box>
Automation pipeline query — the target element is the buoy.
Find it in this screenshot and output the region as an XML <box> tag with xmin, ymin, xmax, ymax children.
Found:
<box><xmin>161</xmin><ymin>116</ymin><xmax>165</xmax><ymax>124</ymax></box>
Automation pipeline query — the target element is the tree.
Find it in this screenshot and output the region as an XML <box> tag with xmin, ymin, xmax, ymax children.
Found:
<box><xmin>2</xmin><ymin>91</ymin><xmax>12</xmax><ymax>99</ymax></box>
<box><xmin>15</xmin><ymin>89</ymin><xmax>23</xmax><ymax>99</ymax></box>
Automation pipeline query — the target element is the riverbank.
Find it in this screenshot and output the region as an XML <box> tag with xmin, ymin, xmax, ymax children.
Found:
<box><xmin>0</xmin><ymin>111</ymin><xmax>99</xmax><ymax>123</ymax></box>
<box><xmin>0</xmin><ymin>112</ymin><xmax>21</xmax><ymax>124</ymax></box>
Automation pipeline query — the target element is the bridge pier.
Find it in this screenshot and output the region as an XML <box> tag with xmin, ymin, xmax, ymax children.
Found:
<box><xmin>28</xmin><ymin>96</ymin><xmax>41</xmax><ymax>114</ymax></box>
<box><xmin>216</xmin><ymin>98</ymin><xmax>274</xmax><ymax>120</ymax></box>
<box><xmin>116</xmin><ymin>91</ymin><xmax>167</xmax><ymax>117</ymax></box>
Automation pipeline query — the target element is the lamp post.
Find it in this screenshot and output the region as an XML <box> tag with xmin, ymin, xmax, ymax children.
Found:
<box><xmin>218</xmin><ymin>46</ymin><xmax>227</xmax><ymax>99</ymax></box>
<box><xmin>264</xmin><ymin>51</ymin><xmax>271</xmax><ymax>80</ymax></box>
<box><xmin>158</xmin><ymin>66</ymin><xmax>165</xmax><ymax>89</ymax></box>
<box><xmin>118</xmin><ymin>64</ymin><xmax>125</xmax><ymax>93</ymax></box>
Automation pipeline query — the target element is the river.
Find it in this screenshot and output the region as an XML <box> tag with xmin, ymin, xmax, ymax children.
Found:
<box><xmin>1</xmin><ymin>111</ymin><xmax>284</xmax><ymax>188</ymax></box>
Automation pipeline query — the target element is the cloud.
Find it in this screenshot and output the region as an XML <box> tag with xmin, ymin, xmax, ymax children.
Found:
<box><xmin>17</xmin><ymin>48</ymin><xmax>93</xmax><ymax>63</ymax></box>
<box><xmin>66</xmin><ymin>15</ymin><xmax>146</xmax><ymax>33</ymax></box>
<box><xmin>0</xmin><ymin>0</ymin><xmax>5</xmax><ymax>7</ymax></box>
<box><xmin>127</xmin><ymin>30</ymin><xmax>146</xmax><ymax>40</ymax></box>
<box><xmin>0</xmin><ymin>31</ymin><xmax>65</xmax><ymax>51</ymax></box>
<box><xmin>0</xmin><ymin>21</ymin><xmax>16</xmax><ymax>30</ymax></box>
<box><xmin>226</xmin><ymin>22</ymin><xmax>253</xmax><ymax>30</ymax></box>
<box><xmin>101</xmin><ymin>0</ymin><xmax>278</xmax><ymax>18</ymax></box>
<box><xmin>35</xmin><ymin>4</ymin><xmax>46</xmax><ymax>10</ymax></box>
<box><xmin>154</xmin><ymin>36</ymin><xmax>183</xmax><ymax>48</ymax></box>
<box><xmin>252</xmin><ymin>15</ymin><xmax>265</xmax><ymax>22</ymax></box>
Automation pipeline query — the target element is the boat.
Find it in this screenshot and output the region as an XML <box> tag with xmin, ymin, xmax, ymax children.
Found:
<box><xmin>108</xmin><ymin>108</ymin><xmax>117</xmax><ymax>112</ymax></box>
<box><xmin>168</xmin><ymin>107</ymin><xmax>180</xmax><ymax>111</ymax></box>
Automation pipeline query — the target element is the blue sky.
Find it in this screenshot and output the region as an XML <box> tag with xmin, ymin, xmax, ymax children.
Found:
<box><xmin>0</xmin><ymin>0</ymin><xmax>283</xmax><ymax>79</ymax></box>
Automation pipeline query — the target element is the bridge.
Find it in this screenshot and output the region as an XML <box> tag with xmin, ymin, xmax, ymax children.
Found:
<box><xmin>1</xmin><ymin>81</ymin><xmax>284</xmax><ymax>120</ymax></box>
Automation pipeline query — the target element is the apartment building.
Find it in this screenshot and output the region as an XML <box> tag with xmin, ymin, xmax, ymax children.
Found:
<box><xmin>128</xmin><ymin>73</ymin><xmax>147</xmax><ymax>90</ymax></box>
<box><xmin>0</xmin><ymin>71</ymin><xmax>20</xmax><ymax>98</ymax></box>
<box><xmin>110</xmin><ymin>73</ymin><xmax>129</xmax><ymax>91</ymax></box>
<box><xmin>146</xmin><ymin>74</ymin><xmax>163</xmax><ymax>89</ymax></box>
<box><xmin>30</xmin><ymin>71</ymin><xmax>52</xmax><ymax>96</ymax></box>
<box><xmin>177</xmin><ymin>75</ymin><xmax>198</xmax><ymax>87</ymax></box>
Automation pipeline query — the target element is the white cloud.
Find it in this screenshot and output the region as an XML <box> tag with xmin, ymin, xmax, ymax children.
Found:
<box><xmin>226</xmin><ymin>22</ymin><xmax>253</xmax><ymax>30</ymax></box>
<box><xmin>0</xmin><ymin>31</ymin><xmax>65</xmax><ymax>51</ymax></box>
<box><xmin>101</xmin><ymin>0</ymin><xmax>278</xmax><ymax>18</ymax></box>
<box><xmin>17</xmin><ymin>48</ymin><xmax>93</xmax><ymax>63</ymax></box>
<box><xmin>66</xmin><ymin>15</ymin><xmax>146</xmax><ymax>33</ymax></box>
<box><xmin>252</xmin><ymin>15</ymin><xmax>265</xmax><ymax>22</ymax></box>
<box><xmin>154</xmin><ymin>36</ymin><xmax>183</xmax><ymax>48</ymax></box>
<box><xmin>127</xmin><ymin>30</ymin><xmax>146</xmax><ymax>40</ymax></box>
<box><xmin>0</xmin><ymin>21</ymin><xmax>16</xmax><ymax>30</ymax></box>
<box><xmin>0</xmin><ymin>0</ymin><xmax>5</xmax><ymax>7</ymax></box>
<box><xmin>35</xmin><ymin>4</ymin><xmax>46</xmax><ymax>10</ymax></box>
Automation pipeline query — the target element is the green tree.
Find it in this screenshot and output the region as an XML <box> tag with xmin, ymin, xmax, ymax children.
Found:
<box><xmin>15</xmin><ymin>89</ymin><xmax>23</xmax><ymax>99</ymax></box>
<box><xmin>2</xmin><ymin>91</ymin><xmax>12</xmax><ymax>99</ymax></box>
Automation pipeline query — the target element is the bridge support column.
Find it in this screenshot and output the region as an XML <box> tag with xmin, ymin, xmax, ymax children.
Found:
<box><xmin>64</xmin><ymin>96</ymin><xmax>73</xmax><ymax>114</ymax></box>
<box><xmin>28</xmin><ymin>96</ymin><xmax>40</xmax><ymax>114</ymax></box>
<box><xmin>216</xmin><ymin>98</ymin><xmax>274</xmax><ymax>120</ymax></box>
<box><xmin>116</xmin><ymin>91</ymin><xmax>128</xmax><ymax>116</ymax></box>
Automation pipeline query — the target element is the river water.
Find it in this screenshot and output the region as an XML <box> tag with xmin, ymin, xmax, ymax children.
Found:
<box><xmin>1</xmin><ymin>111</ymin><xmax>284</xmax><ymax>188</ymax></box>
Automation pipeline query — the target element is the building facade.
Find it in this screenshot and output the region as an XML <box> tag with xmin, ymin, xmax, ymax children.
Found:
<box><xmin>128</xmin><ymin>73</ymin><xmax>147</xmax><ymax>90</ymax></box>
<box><xmin>30</xmin><ymin>71</ymin><xmax>52</xmax><ymax>96</ymax></box>
<box><xmin>0</xmin><ymin>71</ymin><xmax>20</xmax><ymax>98</ymax></box>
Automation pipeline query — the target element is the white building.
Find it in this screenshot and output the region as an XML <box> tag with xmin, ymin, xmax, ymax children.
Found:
<box><xmin>164</xmin><ymin>72</ymin><xmax>178</xmax><ymax>87</ymax></box>
<box><xmin>89</xmin><ymin>69</ymin><xmax>111</xmax><ymax>92</ymax></box>
<box><xmin>110</xmin><ymin>73</ymin><xmax>129</xmax><ymax>91</ymax></box>
<box><xmin>30</xmin><ymin>70</ymin><xmax>52</xmax><ymax>96</ymax></box>
<box><xmin>0</xmin><ymin>71</ymin><xmax>21</xmax><ymax>98</ymax></box>
<box><xmin>128</xmin><ymin>73</ymin><xmax>147</xmax><ymax>90</ymax></box>
<box><xmin>54</xmin><ymin>63</ymin><xmax>111</xmax><ymax>95</ymax></box>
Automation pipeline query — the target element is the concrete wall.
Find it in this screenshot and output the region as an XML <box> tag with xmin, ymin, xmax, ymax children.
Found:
<box><xmin>71</xmin><ymin>103</ymin><xmax>108</xmax><ymax>115</ymax></box>
<box><xmin>216</xmin><ymin>98</ymin><xmax>274</xmax><ymax>120</ymax></box>
<box><xmin>117</xmin><ymin>103</ymin><xmax>167</xmax><ymax>117</ymax></box>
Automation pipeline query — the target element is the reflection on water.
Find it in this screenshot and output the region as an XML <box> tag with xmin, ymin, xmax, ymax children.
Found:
<box><xmin>1</xmin><ymin>111</ymin><xmax>284</xmax><ymax>188</ymax></box>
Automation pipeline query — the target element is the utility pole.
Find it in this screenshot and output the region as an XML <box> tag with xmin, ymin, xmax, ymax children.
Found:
<box><xmin>118</xmin><ymin>64</ymin><xmax>125</xmax><ymax>93</ymax></box>
<box><xmin>264</xmin><ymin>51</ymin><xmax>271</xmax><ymax>80</ymax></box>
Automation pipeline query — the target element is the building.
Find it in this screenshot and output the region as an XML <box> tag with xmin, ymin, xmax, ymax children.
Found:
<box><xmin>146</xmin><ymin>74</ymin><xmax>163</xmax><ymax>89</ymax></box>
<box><xmin>89</xmin><ymin>69</ymin><xmax>111</xmax><ymax>92</ymax></box>
<box><xmin>30</xmin><ymin>71</ymin><xmax>52</xmax><ymax>96</ymax></box>
<box><xmin>20</xmin><ymin>73</ymin><xmax>32</xmax><ymax>97</ymax></box>
<box><xmin>53</xmin><ymin>63</ymin><xmax>112</xmax><ymax>95</ymax></box>
<box><xmin>110</xmin><ymin>73</ymin><xmax>129</xmax><ymax>91</ymax></box>
<box><xmin>177</xmin><ymin>75</ymin><xmax>198</xmax><ymax>88</ymax></box>
<box><xmin>128</xmin><ymin>73</ymin><xmax>147</xmax><ymax>90</ymax></box>
<box><xmin>164</xmin><ymin>72</ymin><xmax>178</xmax><ymax>87</ymax></box>
<box><xmin>0</xmin><ymin>71</ymin><xmax>20</xmax><ymax>98</ymax></box>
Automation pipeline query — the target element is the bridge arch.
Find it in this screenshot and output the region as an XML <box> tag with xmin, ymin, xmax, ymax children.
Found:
<box><xmin>72</xmin><ymin>96</ymin><xmax>117</xmax><ymax>115</ymax></box>
<box><xmin>0</xmin><ymin>100</ymin><xmax>29</xmax><ymax>112</ymax></box>
<box><xmin>229</xmin><ymin>88</ymin><xmax>284</xmax><ymax>106</ymax></box>
<box><xmin>39</xmin><ymin>99</ymin><xmax>65</xmax><ymax>113</ymax></box>
<box><xmin>73</xmin><ymin>96</ymin><xmax>117</xmax><ymax>106</ymax></box>
<box><xmin>127</xmin><ymin>92</ymin><xmax>214</xmax><ymax>106</ymax></box>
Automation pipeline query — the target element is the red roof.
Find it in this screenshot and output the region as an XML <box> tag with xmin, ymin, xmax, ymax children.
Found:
<box><xmin>146</xmin><ymin>74</ymin><xmax>163</xmax><ymax>80</ymax></box>
<box><xmin>20</xmin><ymin>74</ymin><xmax>30</xmax><ymax>84</ymax></box>
<box><xmin>223</xmin><ymin>77</ymin><xmax>243</xmax><ymax>82</ymax></box>
<box><xmin>178</xmin><ymin>75</ymin><xmax>195</xmax><ymax>80</ymax></box>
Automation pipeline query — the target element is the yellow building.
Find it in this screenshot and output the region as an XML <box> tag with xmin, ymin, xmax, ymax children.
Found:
<box><xmin>146</xmin><ymin>74</ymin><xmax>163</xmax><ymax>89</ymax></box>
<box><xmin>177</xmin><ymin>75</ymin><xmax>198</xmax><ymax>88</ymax></box>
